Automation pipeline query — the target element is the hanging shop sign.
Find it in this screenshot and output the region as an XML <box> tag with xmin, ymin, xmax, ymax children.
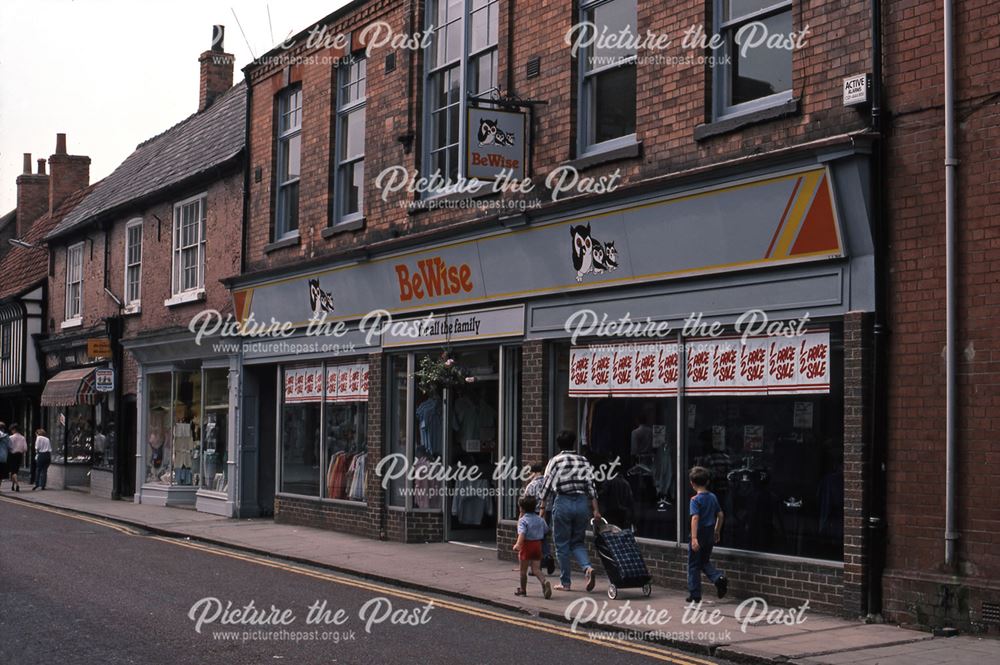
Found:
<box><xmin>284</xmin><ymin>363</ymin><xmax>370</xmax><ymax>404</ymax></box>
<box><xmin>94</xmin><ymin>368</ymin><xmax>115</xmax><ymax>393</ymax></box>
<box><xmin>232</xmin><ymin>166</ymin><xmax>844</xmax><ymax>330</ymax></box>
<box><xmin>569</xmin><ymin>331</ymin><xmax>830</xmax><ymax>398</ymax></box>
<box><xmin>87</xmin><ymin>337</ymin><xmax>111</xmax><ymax>358</ymax></box>
<box><xmin>381</xmin><ymin>305</ymin><xmax>525</xmax><ymax>348</ymax></box>
<box><xmin>465</xmin><ymin>108</ymin><xmax>527</xmax><ymax>181</ymax></box>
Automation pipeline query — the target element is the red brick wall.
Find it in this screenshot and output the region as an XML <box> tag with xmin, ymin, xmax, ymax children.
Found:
<box><xmin>47</xmin><ymin>173</ymin><xmax>243</xmax><ymax>347</ymax></box>
<box><xmin>881</xmin><ymin>0</ymin><xmax>1000</xmax><ymax>632</ymax></box>
<box><xmin>243</xmin><ymin>0</ymin><xmax>873</xmax><ymax>274</ymax></box>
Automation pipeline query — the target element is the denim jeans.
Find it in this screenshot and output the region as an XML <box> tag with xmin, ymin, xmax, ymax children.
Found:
<box><xmin>687</xmin><ymin>526</ymin><xmax>722</xmax><ymax>599</ymax></box>
<box><xmin>552</xmin><ymin>493</ymin><xmax>593</xmax><ymax>587</ymax></box>
<box><xmin>541</xmin><ymin>509</ymin><xmax>553</xmax><ymax>559</ymax></box>
<box><xmin>35</xmin><ymin>452</ymin><xmax>51</xmax><ymax>489</ymax></box>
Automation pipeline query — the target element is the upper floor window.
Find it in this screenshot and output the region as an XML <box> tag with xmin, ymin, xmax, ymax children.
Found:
<box><xmin>578</xmin><ymin>0</ymin><xmax>637</xmax><ymax>154</ymax></box>
<box><xmin>172</xmin><ymin>194</ymin><xmax>206</xmax><ymax>296</ymax></box>
<box><xmin>124</xmin><ymin>219</ymin><xmax>143</xmax><ymax>306</ymax></box>
<box><xmin>334</xmin><ymin>57</ymin><xmax>366</xmax><ymax>224</ymax></box>
<box><xmin>0</xmin><ymin>324</ymin><xmax>11</xmax><ymax>360</ymax></box>
<box><xmin>424</xmin><ymin>0</ymin><xmax>499</xmax><ymax>190</ymax></box>
<box><xmin>65</xmin><ymin>242</ymin><xmax>83</xmax><ymax>321</ymax></box>
<box><xmin>276</xmin><ymin>87</ymin><xmax>302</xmax><ymax>239</ymax></box>
<box><xmin>714</xmin><ymin>0</ymin><xmax>793</xmax><ymax>119</ymax></box>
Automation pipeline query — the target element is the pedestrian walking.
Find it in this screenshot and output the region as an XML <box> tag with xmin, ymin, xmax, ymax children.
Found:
<box><xmin>33</xmin><ymin>428</ymin><xmax>52</xmax><ymax>491</ymax></box>
<box><xmin>687</xmin><ymin>466</ymin><xmax>728</xmax><ymax>603</ymax></box>
<box><xmin>522</xmin><ymin>461</ymin><xmax>555</xmax><ymax>574</ymax></box>
<box><xmin>538</xmin><ymin>430</ymin><xmax>601</xmax><ymax>592</ymax></box>
<box><xmin>512</xmin><ymin>495</ymin><xmax>552</xmax><ymax>599</ymax></box>
<box><xmin>7</xmin><ymin>424</ymin><xmax>27</xmax><ymax>491</ymax></box>
<box><xmin>0</xmin><ymin>422</ymin><xmax>10</xmax><ymax>490</ymax></box>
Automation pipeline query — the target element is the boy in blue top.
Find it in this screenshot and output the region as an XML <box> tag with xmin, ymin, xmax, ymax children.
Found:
<box><xmin>687</xmin><ymin>466</ymin><xmax>728</xmax><ymax>603</ymax></box>
<box><xmin>513</xmin><ymin>495</ymin><xmax>553</xmax><ymax>599</ymax></box>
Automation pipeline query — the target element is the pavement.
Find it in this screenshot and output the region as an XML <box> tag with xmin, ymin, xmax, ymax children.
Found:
<box><xmin>3</xmin><ymin>488</ymin><xmax>999</xmax><ymax>665</ymax></box>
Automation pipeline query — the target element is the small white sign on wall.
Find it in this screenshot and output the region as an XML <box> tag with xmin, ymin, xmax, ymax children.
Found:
<box><xmin>843</xmin><ymin>73</ymin><xmax>869</xmax><ymax>106</ymax></box>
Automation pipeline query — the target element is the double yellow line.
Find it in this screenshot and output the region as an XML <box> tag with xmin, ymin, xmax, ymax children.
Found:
<box><xmin>4</xmin><ymin>497</ymin><xmax>718</xmax><ymax>665</ymax></box>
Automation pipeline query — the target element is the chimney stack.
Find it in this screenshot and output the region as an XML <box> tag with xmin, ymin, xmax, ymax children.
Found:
<box><xmin>199</xmin><ymin>25</ymin><xmax>234</xmax><ymax>112</ymax></box>
<box><xmin>47</xmin><ymin>133</ymin><xmax>90</xmax><ymax>215</ymax></box>
<box><xmin>15</xmin><ymin>152</ymin><xmax>49</xmax><ymax>237</ymax></box>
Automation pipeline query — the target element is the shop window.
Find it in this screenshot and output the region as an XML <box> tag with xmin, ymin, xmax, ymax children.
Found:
<box><xmin>201</xmin><ymin>368</ymin><xmax>229</xmax><ymax>493</ymax></box>
<box><xmin>171</xmin><ymin>370</ymin><xmax>201</xmax><ymax>486</ymax></box>
<box><xmin>50</xmin><ymin>405</ymin><xmax>96</xmax><ymax>464</ymax></box>
<box><xmin>146</xmin><ymin>373</ymin><xmax>173</xmax><ymax>483</ymax></box>
<box><xmin>713</xmin><ymin>0</ymin><xmax>794</xmax><ymax>119</ymax></box>
<box><xmin>279</xmin><ymin>362</ymin><xmax>370</xmax><ymax>500</ymax></box>
<box><xmin>578</xmin><ymin>0</ymin><xmax>637</xmax><ymax>153</ymax></box>
<box><xmin>387</xmin><ymin>357</ymin><xmax>410</xmax><ymax>508</ymax></box>
<box><xmin>682</xmin><ymin>331</ymin><xmax>843</xmax><ymax>560</ymax></box>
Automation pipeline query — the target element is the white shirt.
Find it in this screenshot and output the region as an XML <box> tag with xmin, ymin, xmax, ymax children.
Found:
<box><xmin>35</xmin><ymin>435</ymin><xmax>52</xmax><ymax>453</ymax></box>
<box><xmin>9</xmin><ymin>432</ymin><xmax>27</xmax><ymax>454</ymax></box>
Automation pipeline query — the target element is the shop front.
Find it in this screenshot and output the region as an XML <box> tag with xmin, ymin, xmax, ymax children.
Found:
<box><xmin>230</xmin><ymin>149</ymin><xmax>874</xmax><ymax>613</ymax></box>
<box><xmin>126</xmin><ymin>330</ymin><xmax>239</xmax><ymax>516</ymax></box>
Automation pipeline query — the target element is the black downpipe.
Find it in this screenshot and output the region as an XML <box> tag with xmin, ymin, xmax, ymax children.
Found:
<box><xmin>865</xmin><ymin>0</ymin><xmax>888</xmax><ymax>619</ymax></box>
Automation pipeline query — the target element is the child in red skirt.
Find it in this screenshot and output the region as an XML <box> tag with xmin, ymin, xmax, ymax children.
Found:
<box><xmin>513</xmin><ymin>495</ymin><xmax>552</xmax><ymax>598</ymax></box>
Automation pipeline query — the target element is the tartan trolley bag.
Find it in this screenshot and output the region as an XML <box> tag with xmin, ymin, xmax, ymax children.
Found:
<box><xmin>592</xmin><ymin>518</ymin><xmax>653</xmax><ymax>599</ymax></box>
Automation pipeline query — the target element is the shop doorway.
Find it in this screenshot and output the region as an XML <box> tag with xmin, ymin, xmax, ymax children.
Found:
<box><xmin>440</xmin><ymin>348</ymin><xmax>500</xmax><ymax>543</ymax></box>
<box><xmin>122</xmin><ymin>397</ymin><xmax>137</xmax><ymax>497</ymax></box>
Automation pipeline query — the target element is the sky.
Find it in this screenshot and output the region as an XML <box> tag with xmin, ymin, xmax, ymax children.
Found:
<box><xmin>0</xmin><ymin>0</ymin><xmax>350</xmax><ymax>214</ymax></box>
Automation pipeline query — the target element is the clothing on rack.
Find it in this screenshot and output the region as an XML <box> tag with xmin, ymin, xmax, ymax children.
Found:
<box><xmin>416</xmin><ymin>397</ymin><xmax>443</xmax><ymax>456</ymax></box>
<box><xmin>413</xmin><ymin>456</ymin><xmax>442</xmax><ymax>509</ymax></box>
<box><xmin>452</xmin><ymin>476</ymin><xmax>493</xmax><ymax>525</ymax></box>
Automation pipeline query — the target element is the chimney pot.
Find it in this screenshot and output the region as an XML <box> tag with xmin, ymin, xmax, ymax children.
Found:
<box><xmin>199</xmin><ymin>26</ymin><xmax>234</xmax><ymax>112</ymax></box>
<box><xmin>55</xmin><ymin>133</ymin><xmax>67</xmax><ymax>155</ymax></box>
<box><xmin>22</xmin><ymin>153</ymin><xmax>31</xmax><ymax>174</ymax></box>
<box><xmin>37</xmin><ymin>159</ymin><xmax>47</xmax><ymax>175</ymax></box>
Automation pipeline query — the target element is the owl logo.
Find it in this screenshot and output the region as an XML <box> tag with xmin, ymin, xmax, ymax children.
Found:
<box><xmin>477</xmin><ymin>118</ymin><xmax>516</xmax><ymax>147</ymax></box>
<box><xmin>308</xmin><ymin>279</ymin><xmax>335</xmax><ymax>317</ymax></box>
<box><xmin>571</xmin><ymin>224</ymin><xmax>619</xmax><ymax>281</ymax></box>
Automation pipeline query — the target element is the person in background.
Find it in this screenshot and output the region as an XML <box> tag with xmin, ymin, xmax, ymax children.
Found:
<box><xmin>522</xmin><ymin>461</ymin><xmax>555</xmax><ymax>574</ymax></box>
<box><xmin>539</xmin><ymin>430</ymin><xmax>601</xmax><ymax>592</ymax></box>
<box><xmin>687</xmin><ymin>466</ymin><xmax>728</xmax><ymax>603</ymax></box>
<box><xmin>33</xmin><ymin>428</ymin><xmax>52</xmax><ymax>491</ymax></box>
<box><xmin>7</xmin><ymin>424</ymin><xmax>27</xmax><ymax>491</ymax></box>
<box><xmin>598</xmin><ymin>453</ymin><xmax>634</xmax><ymax>530</ymax></box>
<box><xmin>0</xmin><ymin>422</ymin><xmax>9</xmax><ymax>490</ymax></box>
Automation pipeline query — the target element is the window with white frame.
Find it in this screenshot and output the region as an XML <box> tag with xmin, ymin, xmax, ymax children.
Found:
<box><xmin>714</xmin><ymin>0</ymin><xmax>793</xmax><ymax>118</ymax></box>
<box><xmin>124</xmin><ymin>219</ymin><xmax>143</xmax><ymax>305</ymax></box>
<box><xmin>172</xmin><ymin>194</ymin><xmax>206</xmax><ymax>296</ymax></box>
<box><xmin>276</xmin><ymin>87</ymin><xmax>302</xmax><ymax>238</ymax></box>
<box><xmin>65</xmin><ymin>242</ymin><xmax>83</xmax><ymax>321</ymax></box>
<box><xmin>578</xmin><ymin>0</ymin><xmax>637</xmax><ymax>153</ymax></box>
<box><xmin>424</xmin><ymin>0</ymin><xmax>499</xmax><ymax>190</ymax></box>
<box><xmin>334</xmin><ymin>56</ymin><xmax>366</xmax><ymax>224</ymax></box>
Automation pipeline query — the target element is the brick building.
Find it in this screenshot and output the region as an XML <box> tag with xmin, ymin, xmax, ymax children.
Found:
<box><xmin>39</xmin><ymin>29</ymin><xmax>245</xmax><ymax>513</ymax></box>
<box><xmin>226</xmin><ymin>0</ymin><xmax>882</xmax><ymax>618</ymax></box>
<box><xmin>878</xmin><ymin>0</ymin><xmax>1000</xmax><ymax>633</ymax></box>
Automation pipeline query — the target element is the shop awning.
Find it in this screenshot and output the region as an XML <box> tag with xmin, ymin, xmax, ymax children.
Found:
<box><xmin>40</xmin><ymin>368</ymin><xmax>97</xmax><ymax>407</ymax></box>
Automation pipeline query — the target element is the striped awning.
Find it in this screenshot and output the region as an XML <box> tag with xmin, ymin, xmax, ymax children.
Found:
<box><xmin>40</xmin><ymin>368</ymin><xmax>97</xmax><ymax>407</ymax></box>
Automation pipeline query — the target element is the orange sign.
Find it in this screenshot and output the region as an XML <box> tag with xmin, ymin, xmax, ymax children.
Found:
<box><xmin>395</xmin><ymin>256</ymin><xmax>474</xmax><ymax>302</ymax></box>
<box><xmin>87</xmin><ymin>338</ymin><xmax>111</xmax><ymax>358</ymax></box>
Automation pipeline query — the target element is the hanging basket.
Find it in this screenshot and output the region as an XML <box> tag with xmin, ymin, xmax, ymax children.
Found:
<box><xmin>415</xmin><ymin>351</ymin><xmax>476</xmax><ymax>395</ymax></box>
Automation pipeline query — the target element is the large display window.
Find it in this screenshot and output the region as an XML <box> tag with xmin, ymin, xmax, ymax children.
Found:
<box><xmin>278</xmin><ymin>361</ymin><xmax>369</xmax><ymax>502</ymax></box>
<box><xmin>559</xmin><ymin>324</ymin><xmax>844</xmax><ymax>561</ymax></box>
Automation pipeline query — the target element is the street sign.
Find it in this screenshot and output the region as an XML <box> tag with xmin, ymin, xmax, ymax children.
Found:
<box><xmin>94</xmin><ymin>368</ymin><xmax>114</xmax><ymax>392</ymax></box>
<box><xmin>87</xmin><ymin>338</ymin><xmax>112</xmax><ymax>358</ymax></box>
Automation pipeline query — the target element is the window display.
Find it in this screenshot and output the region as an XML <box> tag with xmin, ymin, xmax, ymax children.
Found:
<box><xmin>201</xmin><ymin>368</ymin><xmax>229</xmax><ymax>492</ymax></box>
<box><xmin>171</xmin><ymin>370</ymin><xmax>201</xmax><ymax>486</ymax></box>
<box><xmin>279</xmin><ymin>362</ymin><xmax>369</xmax><ymax>499</ymax></box>
<box><xmin>146</xmin><ymin>373</ymin><xmax>173</xmax><ymax>483</ymax></box>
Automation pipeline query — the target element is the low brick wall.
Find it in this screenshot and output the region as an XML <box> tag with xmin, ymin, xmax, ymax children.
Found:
<box><xmin>274</xmin><ymin>495</ymin><xmax>371</xmax><ymax>537</ymax></box>
<box><xmin>883</xmin><ymin>569</ymin><xmax>1000</xmax><ymax>635</ymax></box>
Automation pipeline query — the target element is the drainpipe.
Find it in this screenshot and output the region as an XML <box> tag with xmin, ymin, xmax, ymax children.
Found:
<box><xmin>865</xmin><ymin>0</ymin><xmax>888</xmax><ymax>619</ymax></box>
<box><xmin>943</xmin><ymin>0</ymin><xmax>958</xmax><ymax>567</ymax></box>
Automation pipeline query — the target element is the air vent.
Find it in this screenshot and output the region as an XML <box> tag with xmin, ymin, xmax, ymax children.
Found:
<box><xmin>526</xmin><ymin>57</ymin><xmax>540</xmax><ymax>79</ymax></box>
<box><xmin>984</xmin><ymin>601</ymin><xmax>1000</xmax><ymax>625</ymax></box>
<box><xmin>385</xmin><ymin>52</ymin><xmax>396</xmax><ymax>74</ymax></box>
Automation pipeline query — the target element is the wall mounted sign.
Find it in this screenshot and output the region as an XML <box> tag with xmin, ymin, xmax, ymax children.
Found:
<box><xmin>381</xmin><ymin>305</ymin><xmax>525</xmax><ymax>348</ymax></box>
<box><xmin>465</xmin><ymin>108</ymin><xmax>527</xmax><ymax>181</ymax></box>
<box><xmin>232</xmin><ymin>167</ymin><xmax>844</xmax><ymax>329</ymax></box>
<box><xmin>94</xmin><ymin>368</ymin><xmax>115</xmax><ymax>393</ymax></box>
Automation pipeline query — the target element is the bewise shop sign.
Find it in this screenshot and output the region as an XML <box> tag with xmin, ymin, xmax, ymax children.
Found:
<box><xmin>395</xmin><ymin>255</ymin><xmax>475</xmax><ymax>302</ymax></box>
<box><xmin>465</xmin><ymin>107</ymin><xmax>527</xmax><ymax>181</ymax></box>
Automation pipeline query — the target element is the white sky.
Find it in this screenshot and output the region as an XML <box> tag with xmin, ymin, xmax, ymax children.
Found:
<box><xmin>0</xmin><ymin>0</ymin><xmax>350</xmax><ymax>214</ymax></box>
